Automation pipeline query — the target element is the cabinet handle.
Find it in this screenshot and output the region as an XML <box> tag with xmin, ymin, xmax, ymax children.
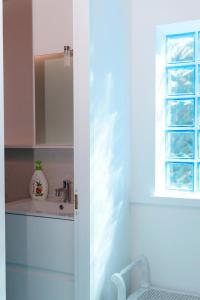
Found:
<box><xmin>75</xmin><ymin>194</ymin><xmax>78</xmax><ymax>210</ymax></box>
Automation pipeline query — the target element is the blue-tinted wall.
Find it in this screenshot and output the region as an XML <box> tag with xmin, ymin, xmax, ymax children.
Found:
<box><xmin>90</xmin><ymin>1</ymin><xmax>131</xmax><ymax>299</ymax></box>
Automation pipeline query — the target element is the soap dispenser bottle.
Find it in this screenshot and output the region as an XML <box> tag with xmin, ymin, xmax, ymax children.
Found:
<box><xmin>29</xmin><ymin>161</ymin><xmax>48</xmax><ymax>201</ymax></box>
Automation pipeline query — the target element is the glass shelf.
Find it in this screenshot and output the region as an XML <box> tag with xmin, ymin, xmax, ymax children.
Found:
<box><xmin>5</xmin><ymin>144</ymin><xmax>74</xmax><ymax>149</ymax></box>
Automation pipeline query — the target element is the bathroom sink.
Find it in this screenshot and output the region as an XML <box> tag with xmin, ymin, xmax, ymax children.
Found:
<box><xmin>6</xmin><ymin>198</ymin><xmax>74</xmax><ymax>219</ymax></box>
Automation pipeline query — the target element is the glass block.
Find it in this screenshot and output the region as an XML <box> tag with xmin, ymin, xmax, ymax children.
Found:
<box><xmin>197</xmin><ymin>131</ymin><xmax>200</xmax><ymax>158</ymax></box>
<box><xmin>198</xmin><ymin>164</ymin><xmax>200</xmax><ymax>190</ymax></box>
<box><xmin>167</xmin><ymin>66</ymin><xmax>195</xmax><ymax>95</ymax></box>
<box><xmin>166</xmin><ymin>162</ymin><xmax>194</xmax><ymax>191</ymax></box>
<box><xmin>167</xmin><ymin>33</ymin><xmax>195</xmax><ymax>64</ymax></box>
<box><xmin>198</xmin><ymin>32</ymin><xmax>200</xmax><ymax>61</ymax></box>
<box><xmin>166</xmin><ymin>131</ymin><xmax>194</xmax><ymax>159</ymax></box>
<box><xmin>198</xmin><ymin>65</ymin><xmax>200</xmax><ymax>93</ymax></box>
<box><xmin>166</xmin><ymin>98</ymin><xmax>195</xmax><ymax>127</ymax></box>
<box><xmin>198</xmin><ymin>98</ymin><xmax>200</xmax><ymax>127</ymax></box>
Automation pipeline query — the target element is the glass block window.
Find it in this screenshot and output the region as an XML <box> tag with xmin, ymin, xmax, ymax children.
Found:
<box><xmin>156</xmin><ymin>21</ymin><xmax>200</xmax><ymax>195</ymax></box>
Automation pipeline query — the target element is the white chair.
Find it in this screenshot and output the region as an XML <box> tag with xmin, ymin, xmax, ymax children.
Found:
<box><xmin>111</xmin><ymin>256</ymin><xmax>200</xmax><ymax>300</ymax></box>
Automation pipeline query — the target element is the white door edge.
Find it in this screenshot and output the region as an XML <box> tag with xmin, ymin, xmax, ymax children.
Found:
<box><xmin>0</xmin><ymin>0</ymin><xmax>6</xmax><ymax>298</ymax></box>
<box><xmin>73</xmin><ymin>0</ymin><xmax>90</xmax><ymax>299</ymax></box>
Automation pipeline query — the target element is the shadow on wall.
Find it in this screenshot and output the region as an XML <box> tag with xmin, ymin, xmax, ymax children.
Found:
<box><xmin>90</xmin><ymin>1</ymin><xmax>131</xmax><ymax>298</ymax></box>
<box><xmin>90</xmin><ymin>71</ymin><xmax>130</xmax><ymax>300</ymax></box>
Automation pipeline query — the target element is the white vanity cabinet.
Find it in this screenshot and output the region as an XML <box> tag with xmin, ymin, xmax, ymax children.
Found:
<box><xmin>6</xmin><ymin>214</ymin><xmax>74</xmax><ymax>300</ymax></box>
<box><xmin>32</xmin><ymin>0</ymin><xmax>73</xmax><ymax>55</ymax></box>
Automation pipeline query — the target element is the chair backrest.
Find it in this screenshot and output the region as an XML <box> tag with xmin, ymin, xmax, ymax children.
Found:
<box><xmin>111</xmin><ymin>256</ymin><xmax>151</xmax><ymax>300</ymax></box>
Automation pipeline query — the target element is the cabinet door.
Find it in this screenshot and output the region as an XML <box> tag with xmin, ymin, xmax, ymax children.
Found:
<box><xmin>4</xmin><ymin>0</ymin><xmax>34</xmax><ymax>147</ymax></box>
<box><xmin>32</xmin><ymin>0</ymin><xmax>73</xmax><ymax>55</ymax></box>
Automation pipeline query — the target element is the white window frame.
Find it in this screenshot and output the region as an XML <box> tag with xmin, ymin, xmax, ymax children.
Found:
<box><xmin>155</xmin><ymin>19</ymin><xmax>200</xmax><ymax>199</ymax></box>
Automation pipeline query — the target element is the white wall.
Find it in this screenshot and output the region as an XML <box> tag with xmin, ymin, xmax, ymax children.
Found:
<box><xmin>90</xmin><ymin>0</ymin><xmax>131</xmax><ymax>299</ymax></box>
<box><xmin>131</xmin><ymin>0</ymin><xmax>200</xmax><ymax>293</ymax></box>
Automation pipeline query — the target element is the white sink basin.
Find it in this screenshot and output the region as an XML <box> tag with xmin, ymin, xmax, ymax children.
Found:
<box><xmin>6</xmin><ymin>198</ymin><xmax>74</xmax><ymax>219</ymax></box>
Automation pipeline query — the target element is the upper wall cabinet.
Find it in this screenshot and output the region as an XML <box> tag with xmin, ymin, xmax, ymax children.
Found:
<box><xmin>4</xmin><ymin>0</ymin><xmax>34</xmax><ymax>147</ymax></box>
<box><xmin>4</xmin><ymin>0</ymin><xmax>74</xmax><ymax>148</ymax></box>
<box><xmin>32</xmin><ymin>0</ymin><xmax>73</xmax><ymax>55</ymax></box>
<box><xmin>33</xmin><ymin>0</ymin><xmax>74</xmax><ymax>147</ymax></box>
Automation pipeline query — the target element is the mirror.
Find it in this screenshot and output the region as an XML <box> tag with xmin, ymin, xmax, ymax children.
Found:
<box><xmin>35</xmin><ymin>53</ymin><xmax>73</xmax><ymax>146</ymax></box>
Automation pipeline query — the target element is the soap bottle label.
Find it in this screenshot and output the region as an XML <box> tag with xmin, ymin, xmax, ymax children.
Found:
<box><xmin>34</xmin><ymin>181</ymin><xmax>43</xmax><ymax>197</ymax></box>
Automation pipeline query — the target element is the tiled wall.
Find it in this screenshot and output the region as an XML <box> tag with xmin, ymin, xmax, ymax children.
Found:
<box><xmin>5</xmin><ymin>148</ymin><xmax>74</xmax><ymax>202</ymax></box>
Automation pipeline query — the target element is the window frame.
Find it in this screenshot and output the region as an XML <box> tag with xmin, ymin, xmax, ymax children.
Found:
<box><xmin>155</xmin><ymin>19</ymin><xmax>200</xmax><ymax>198</ymax></box>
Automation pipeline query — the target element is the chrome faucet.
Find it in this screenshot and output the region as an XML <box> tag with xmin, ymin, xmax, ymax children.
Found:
<box><xmin>55</xmin><ymin>180</ymin><xmax>72</xmax><ymax>203</ymax></box>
